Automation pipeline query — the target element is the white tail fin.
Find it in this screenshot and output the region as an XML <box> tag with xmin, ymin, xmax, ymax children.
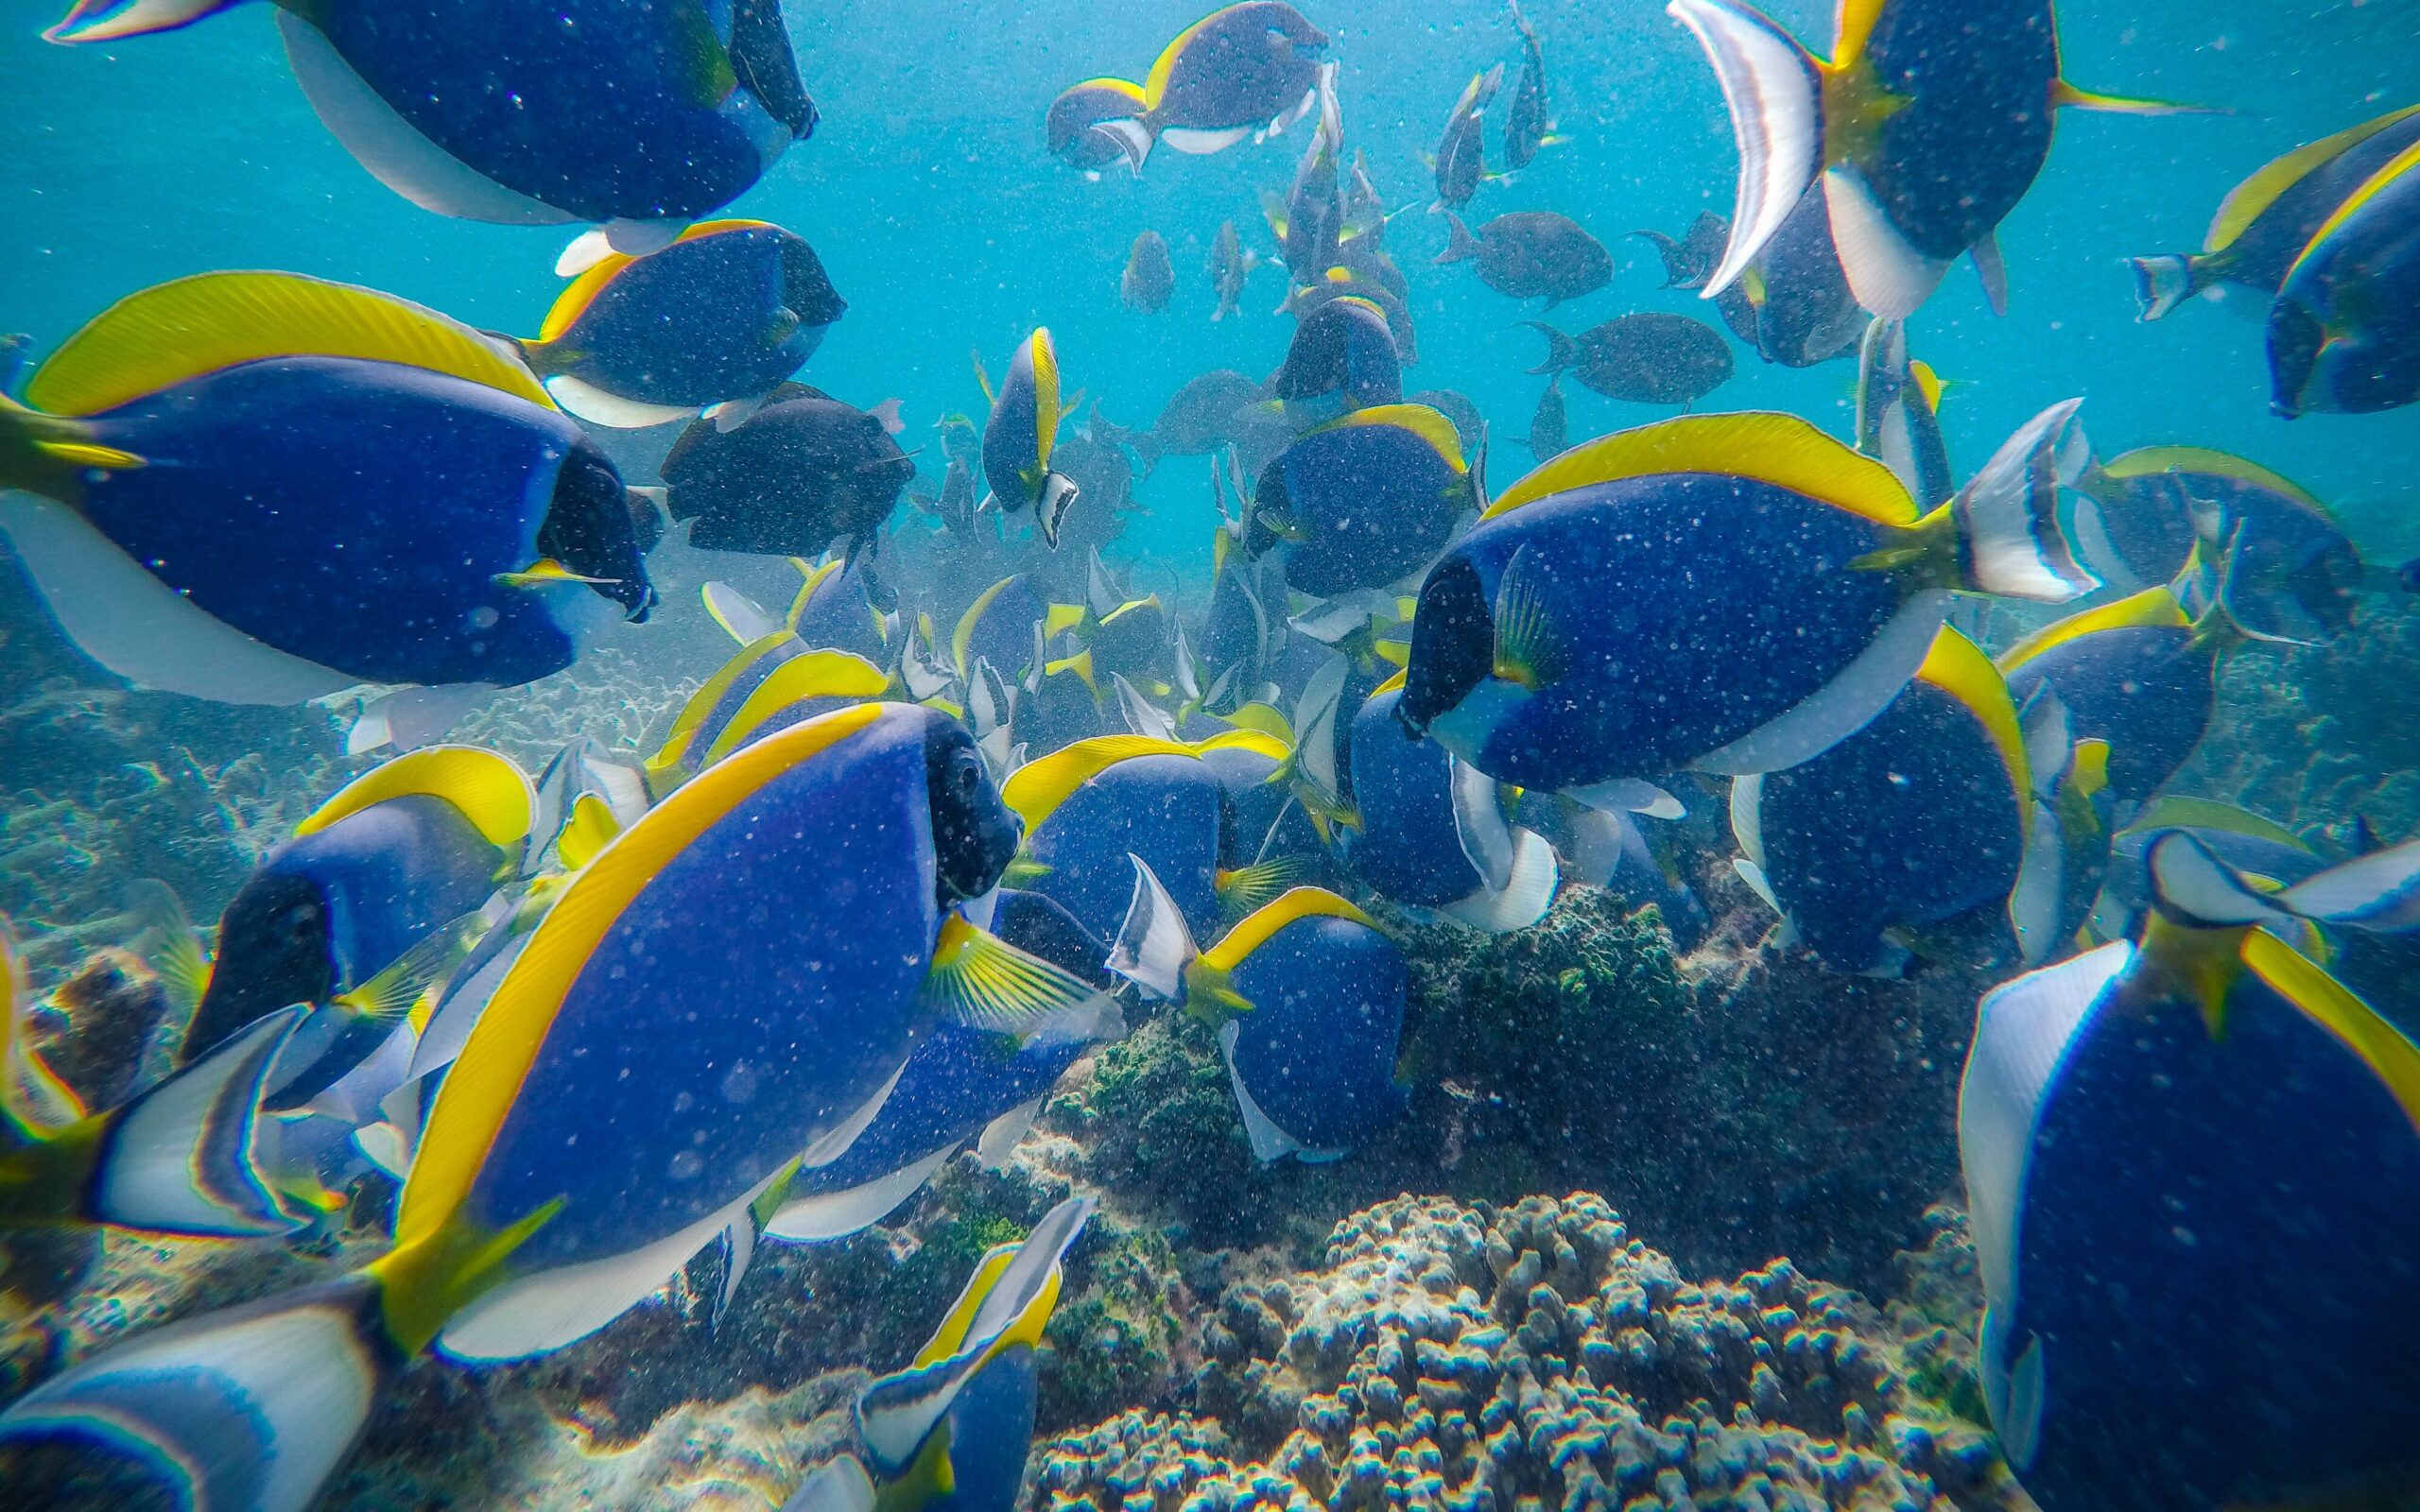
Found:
<box><xmin>1666</xmin><ymin>0</ymin><xmax>1824</xmax><ymax>299</ymax></box>
<box><xmin>1952</xmin><ymin>400</ymin><xmax>2098</xmax><ymax>603</ymax></box>
<box><xmin>1106</xmin><ymin>855</ymin><xmax>1199</xmax><ymax>1000</ymax></box>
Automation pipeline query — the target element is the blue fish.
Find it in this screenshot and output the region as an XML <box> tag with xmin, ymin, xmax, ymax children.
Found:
<box><xmin>783</xmin><ymin>1197</ymin><xmax>1095</xmax><ymax>1512</ymax></box>
<box><xmin>1270</xmin><ymin>294</ymin><xmax>1401</xmax><ymax>426</ymax></box>
<box><xmin>1996</xmin><ymin>586</ymin><xmax>2216</xmax><ymax>809</ymax></box>
<box><xmin>0</xmin><ymin>272</ymin><xmax>655</xmax><ymax>706</ymax></box>
<box><xmin>978</xmin><ymin>330</ymin><xmax>1080</xmax><ymax>547</ymax></box>
<box><xmin>1959</xmin><ymin>832</ymin><xmax>2420</xmax><ymax>1511</ymax></box>
<box><xmin>1854</xmin><ymin>319</ymin><xmax>1954</xmax><ymax>508</ymax></box>
<box><xmin>1248</xmin><ymin>404</ymin><xmax>1480</xmax><ymax>598</ymax></box>
<box><xmin>1732</xmin><ymin>627</ymin><xmax>2031</xmax><ymax>975</ymax></box>
<box><xmin>519</xmin><ymin>220</ymin><xmax>845</xmax><ymax>428</ymax></box>
<box><xmin>46</xmin><ymin>0</ymin><xmax>816</xmax><ymax>247</ymax></box>
<box><xmin>1047</xmin><ymin>78</ymin><xmax>1151</xmax><ymax>177</ymax></box>
<box><xmin>0</xmin><ymin>704</ymin><xmax>1105</xmax><ymax>1512</ymax></box>
<box><xmin>645</xmin><ymin>593</ymin><xmax>891</xmax><ymax>796</ymax></box>
<box><xmin>1110</xmin><ymin>864</ymin><xmax>1409</xmax><ymax>1162</ymax></box>
<box><xmin>663</xmin><ymin>385</ymin><xmax>914</xmax><ymax>558</ymax></box>
<box><xmin>1398</xmin><ymin>406</ymin><xmax>2096</xmax><ymax>797</ymax></box>
<box><xmin>1086</xmin><ymin>3</ymin><xmax>1330</xmax><ymax>172</ymax></box>
<box><xmin>2269</xmin><ymin>137</ymin><xmax>2420</xmax><ymax>416</ymax></box>
<box><xmin>1330</xmin><ymin>683</ymin><xmax>1560</xmax><ymax>932</ymax></box>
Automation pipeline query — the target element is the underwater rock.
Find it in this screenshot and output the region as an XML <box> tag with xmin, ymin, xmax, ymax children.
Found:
<box><xmin>1038</xmin><ymin>1193</ymin><xmax>2018</xmax><ymax>1512</ymax></box>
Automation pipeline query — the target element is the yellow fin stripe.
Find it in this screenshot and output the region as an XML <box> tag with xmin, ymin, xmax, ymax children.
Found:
<box><xmin>2099</xmin><ymin>446</ymin><xmax>2323</xmax><ymax>512</ymax></box>
<box><xmin>399</xmin><ymin>704</ymin><xmax>886</xmax><ymax>1248</ymax></box>
<box><xmin>954</xmin><ymin>576</ymin><xmax>1019</xmax><ymax>679</ymax></box>
<box><xmin>1997</xmin><ymin>586</ymin><xmax>2189</xmax><ymax>673</ymax></box>
<box><xmin>1372</xmin><ymin>668</ymin><xmax>1409</xmax><ymax>696</ymax></box>
<box><xmin>914</xmin><ymin>1245</ymin><xmax>1021</xmax><ymax>1367</ymax></box>
<box><xmin>1484</xmin><ymin>410</ymin><xmax>1917</xmax><ymax>526</ymax></box>
<box><xmin>1203</xmin><ymin>887</ymin><xmax>1378</xmax><ymax>974</ymax></box>
<box><xmin>1310</xmin><ymin>403</ymin><xmax>1466</xmax><ymax>471</ymax></box>
<box><xmin>2242</xmin><ymin>929</ymin><xmax>2420</xmax><ymax>1137</ymax></box>
<box><xmin>1073</xmin><ymin>76</ymin><xmax>1149</xmax><ymax>106</ymax></box>
<box><xmin>1031</xmin><ymin>330</ymin><xmax>1062</xmax><ymax>465</ymax></box>
<box><xmin>1143</xmin><ymin>9</ymin><xmax>1223</xmax><ymax>108</ymax></box>
<box><xmin>1099</xmin><ymin>595</ymin><xmax>1166</xmax><ymax>626</ymax></box>
<box><xmin>2208</xmin><ymin>104</ymin><xmax>2420</xmax><ymax>253</ymax></box>
<box><xmin>28</xmin><ymin>271</ymin><xmax>555</xmax><ymax>416</ymax></box>
<box><xmin>701</xmin><ymin>650</ymin><xmax>889</xmax><ymax>767</ymax></box>
<box><xmin>296</xmin><ymin>746</ymin><xmax>534</xmax><ymax>850</ymax></box>
<box><xmin>1913</xmin><ymin>626</ymin><xmax>2029</xmax><ymax>814</ymax></box>
<box><xmin>787</xmin><ymin>556</ymin><xmax>843</xmax><ymax>629</ymax></box>
<box><xmin>651</xmin><ymin>634</ymin><xmax>798</xmax><ymax>778</ymax></box>
<box><xmin>1045</xmin><ymin>603</ymin><xmax>1089</xmax><ymax>639</ymax></box>
<box><xmin>1830</xmin><ymin>0</ymin><xmax>1885</xmax><ymax>68</ymax></box>
<box><xmin>1220</xmin><ymin>703</ymin><xmax>1295</xmax><ymax>742</ymax></box>
<box><xmin>1001</xmin><ymin>734</ymin><xmax>1199</xmax><ymax>831</ymax></box>
<box><xmin>1194</xmin><ymin>727</ymin><xmax>1292</xmax><ymax>763</ymax></box>
<box><xmin>2117</xmin><ymin>797</ymin><xmax>2310</xmax><ymax>851</ymax></box>
<box><xmin>2290</xmin><ymin>136</ymin><xmax>2420</xmax><ymax>285</ymax></box>
<box><xmin>537</xmin><ymin>249</ymin><xmax>636</xmax><ymax>345</ymax></box>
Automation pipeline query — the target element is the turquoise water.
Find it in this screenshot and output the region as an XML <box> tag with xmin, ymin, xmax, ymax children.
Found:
<box><xmin>7</xmin><ymin>4</ymin><xmax>2420</xmax><ymax>1511</ymax></box>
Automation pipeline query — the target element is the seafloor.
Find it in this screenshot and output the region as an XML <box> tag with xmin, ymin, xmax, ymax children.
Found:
<box><xmin>5</xmin><ymin>572</ymin><xmax>2417</xmax><ymax>1512</ymax></box>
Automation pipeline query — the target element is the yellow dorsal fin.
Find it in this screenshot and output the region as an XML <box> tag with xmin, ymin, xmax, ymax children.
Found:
<box><xmin>2207</xmin><ymin>105</ymin><xmax>2420</xmax><ymax>253</ymax></box>
<box><xmin>2100</xmin><ymin>446</ymin><xmax>2324</xmax><ymax>512</ymax></box>
<box><xmin>1098</xmin><ymin>595</ymin><xmax>1165</xmax><ymax>627</ymax></box>
<box><xmin>556</xmin><ymin>793</ymin><xmax>622</xmax><ymax>872</ymax></box>
<box><xmin>954</xmin><ymin>576</ymin><xmax>1019</xmax><ymax>679</ymax></box>
<box><xmin>1028</xmin><ymin>329</ymin><xmax>1062</xmax><ymax>465</ymax></box>
<box><xmin>2118</xmin><ymin>797</ymin><xmax>2311</xmax><ymax>851</ymax></box>
<box><xmin>1830</xmin><ymin>0</ymin><xmax>1887</xmax><ymax>69</ymax></box>
<box><xmin>1201</xmin><ymin>887</ymin><xmax>1379</xmax><ymax>974</ymax></box>
<box><xmin>915</xmin><ymin>1245</ymin><xmax>1022</xmax><ymax>1367</ymax></box>
<box><xmin>701</xmin><ymin>650</ymin><xmax>889</xmax><ymax>767</ymax></box>
<box><xmin>28</xmin><ymin>271</ymin><xmax>554</xmax><ymax>417</ymax></box>
<box><xmin>1308</xmin><ymin>403</ymin><xmax>1467</xmax><ymax>471</ymax></box>
<box><xmin>1484</xmin><ymin>411</ymin><xmax>1917</xmax><ymax>526</ymax></box>
<box><xmin>1909</xmin><ymin>360</ymin><xmax>1946</xmax><ymax>414</ymax></box>
<box><xmin>2242</xmin><ymin>929</ymin><xmax>2420</xmax><ymax>1136</ymax></box>
<box><xmin>1913</xmin><ymin>626</ymin><xmax>2029</xmax><ymax>809</ymax></box>
<box><xmin>1220</xmin><ymin>702</ymin><xmax>1295</xmax><ymax>742</ymax></box>
<box><xmin>1142</xmin><ymin>10</ymin><xmax>1219</xmax><ymax>109</ymax></box>
<box><xmin>788</xmin><ymin>557</ymin><xmax>844</xmax><ymax>629</ymax></box>
<box><xmin>2290</xmin><ymin>137</ymin><xmax>2420</xmax><ymax>285</ymax></box>
<box><xmin>296</xmin><ymin>746</ymin><xmax>534</xmax><ymax>850</ymax></box>
<box><xmin>1000</xmin><ymin>734</ymin><xmax>1198</xmax><ymax>832</ymax></box>
<box><xmin>1373</xmin><ymin>668</ymin><xmax>1409</xmax><ymax>696</ymax></box>
<box><xmin>650</xmin><ymin>634</ymin><xmax>796</xmax><ymax>780</ymax></box>
<box><xmin>1997</xmin><ymin>587</ymin><xmax>2190</xmax><ymax>673</ymax></box>
<box><xmin>1044</xmin><ymin>602</ymin><xmax>1090</xmax><ymax>640</ymax></box>
<box><xmin>1045</xmin><ymin>648</ymin><xmax>1098</xmax><ymax>696</ymax></box>
<box><xmin>1191</xmin><ymin>728</ymin><xmax>1292</xmax><ymax>763</ymax></box>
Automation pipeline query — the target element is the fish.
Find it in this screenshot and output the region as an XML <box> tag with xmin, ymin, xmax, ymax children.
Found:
<box><xmin>1957</xmin><ymin>831</ymin><xmax>2420</xmax><ymax>1512</ymax></box>
<box><xmin>1632</xmin><ymin>211</ymin><xmax>1730</xmax><ymax>290</ymax></box>
<box><xmin>1668</xmin><ymin>0</ymin><xmax>2177</xmax><ymax>319</ymax></box>
<box><xmin>1729</xmin><ymin>185</ymin><xmax>1868</xmax><ymax>366</ymax></box>
<box><xmin>1397</xmin><ymin>404</ymin><xmax>2097</xmax><ymax>797</ymax></box>
<box><xmin>1246</xmin><ymin>404</ymin><xmax>1480</xmax><ymax>597</ymax></box>
<box><xmin>1109</xmin><ymin>862</ymin><xmax>1409</xmax><ymax>1162</ymax></box>
<box><xmin>2268</xmin><ymin>137</ymin><xmax>2420</xmax><ymax>416</ymax></box>
<box><xmin>2130</xmin><ymin>104</ymin><xmax>2420</xmax><ymax>321</ymax></box>
<box><xmin>1282</xmin><ymin>267</ymin><xmax>1422</xmax><ymax>366</ymax></box>
<box><xmin>1854</xmin><ymin>318</ymin><xmax>1954</xmax><ymax>508</ymax></box>
<box><xmin>2070</xmin><ymin>446</ymin><xmax>2368</xmax><ymax>640</ymax></box>
<box><xmin>977</xmin><ymin>329</ymin><xmax>1081</xmax><ymax>547</ymax></box>
<box><xmin>1343</xmin><ymin>149</ymin><xmax>1392</xmax><ymax>248</ymax></box>
<box><xmin>1270</xmin><ymin>294</ymin><xmax>1402</xmax><ymax>424</ymax></box>
<box><xmin>1083</xmin><ymin>595</ymin><xmax>1173</xmax><ymax>685</ymax></box>
<box><xmin>1996</xmin><ymin>587</ymin><xmax>2222</xmax><ymax>809</ymax></box>
<box><xmin>952</xmin><ymin>575</ymin><xmax>1055</xmax><ymax>688</ymax></box>
<box><xmin>1501</xmin><ymin>0</ymin><xmax>1561</xmax><ymax>170</ymax></box>
<box><xmin>182</xmin><ymin>745</ymin><xmax>536</xmax><ymax>1071</ymax></box>
<box><xmin>1523</xmin><ymin>314</ymin><xmax>1734</xmax><ymax>408</ymax></box>
<box><xmin>1265</xmin><ymin>63</ymin><xmax>1347</xmax><ymax>287</ymax></box>
<box><xmin>514</xmin><ymin>220</ymin><xmax>844</xmax><ymax>430</ymax></box>
<box><xmin>1047</xmin><ymin>78</ymin><xmax>1152</xmax><ymax>177</ymax></box>
<box><xmin>647</xmin><ymin>588</ymin><xmax>892</xmax><ymax>797</ymax></box>
<box><xmin>782</xmin><ymin>1198</ymin><xmax>1095</xmax><ymax>1512</ymax></box>
<box><xmin>1210</xmin><ymin>219</ymin><xmax>1263</xmax><ymax>321</ymax></box>
<box><xmin>0</xmin><ymin>271</ymin><xmax>655</xmax><ymax>711</ymax></box>
<box><xmin>787</xmin><ymin>555</ymin><xmax>897</xmax><ymax>662</ymax></box>
<box><xmin>1732</xmin><ymin>626</ymin><xmax>2032</xmax><ymax>975</ymax></box>
<box><xmin>47</xmin><ymin>0</ymin><xmax>816</xmax><ymax>257</ymax></box>
<box><xmin>1093</xmin><ymin>3</ymin><xmax>1331</xmax><ymax>171</ymax></box>
<box><xmin>0</xmin><ymin>704</ymin><xmax>1104</xmax><ymax>1512</ymax></box>
<box><xmin>1408</xmin><ymin>388</ymin><xmax>1487</xmax><ymax>455</ymax></box>
<box><xmin>1329</xmin><ymin>683</ymin><xmax>1561</xmax><ymax>931</ymax></box>
<box><xmin>1121</xmin><ymin>230</ymin><xmax>1176</xmax><ymax>314</ymax></box>
<box><xmin>1156</xmin><ymin>369</ymin><xmax>1267</xmax><ymax>455</ymax></box>
<box><xmin>1432</xmin><ymin>64</ymin><xmax>1504</xmax><ymax>211</ymax></box>
<box><xmin>1002</xmin><ymin>730</ymin><xmax>1291</xmax><ymax>944</ymax></box>
<box><xmin>1529</xmin><ymin>378</ymin><xmax>1567</xmax><ymax>463</ymax></box>
<box><xmin>1434</xmin><ymin>211</ymin><xmax>1612</xmax><ymax>306</ymax></box>
<box><xmin>661</xmin><ymin>384</ymin><xmax>912</xmax><ymax>559</ymax></box>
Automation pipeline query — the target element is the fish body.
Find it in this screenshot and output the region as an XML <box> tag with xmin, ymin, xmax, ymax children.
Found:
<box><xmin>1270</xmin><ymin>67</ymin><xmax>1347</xmax><ymax>284</ymax></box>
<box><xmin>1128</xmin><ymin>3</ymin><xmax>1329</xmax><ymax>162</ymax></box>
<box><xmin>1735</xmin><ymin>186</ymin><xmax>1866</xmax><ymax>367</ymax></box>
<box><xmin>2129</xmin><ymin>105</ymin><xmax>2420</xmax><ymax>320</ymax></box>
<box><xmin>663</xmin><ymin>385</ymin><xmax>911</xmax><ymax>558</ymax></box>
<box><xmin>1398</xmin><ymin>406</ymin><xmax>2094</xmax><ymax>794</ymax></box>
<box><xmin>0</xmin><ymin>273</ymin><xmax>653</xmax><ymax>705</ymax></box>
<box><xmin>1529</xmin><ymin>379</ymin><xmax>1566</xmax><ymax>462</ymax></box>
<box><xmin>1006</xmin><ymin>739</ymin><xmax>1236</xmax><ymax>943</ymax></box>
<box><xmin>50</xmin><ymin>0</ymin><xmax>815</xmax><ymax>234</ymax></box>
<box><xmin>1432</xmin><ymin>65</ymin><xmax>1503</xmax><ymax>210</ymax></box>
<box><xmin>1158</xmin><ymin>369</ymin><xmax>1267</xmax><ymax>455</ymax></box>
<box><xmin>980</xmin><ymin>329</ymin><xmax>1080</xmax><ymax>546</ymax></box>
<box><xmin>1997</xmin><ymin>589</ymin><xmax>2214</xmax><ymax>807</ymax></box>
<box><xmin>520</xmin><ymin>220</ymin><xmax>842</xmax><ymax>428</ymax></box>
<box><xmin>1283</xmin><ymin>269</ymin><xmax>1422</xmax><ymax>367</ymax></box>
<box><xmin>1670</xmin><ymin>0</ymin><xmax>2168</xmax><ymax>319</ymax></box>
<box><xmin>1854</xmin><ymin>318</ymin><xmax>1954</xmax><ymax>508</ymax></box>
<box><xmin>1408</xmin><ymin>388</ymin><xmax>1485</xmax><ymax>455</ymax></box>
<box><xmin>1434</xmin><ymin>211</ymin><xmax>1611</xmax><ymax>305</ymax></box>
<box><xmin>2269</xmin><ymin>140</ymin><xmax>2420</xmax><ymax>416</ymax></box>
<box><xmin>1122</xmin><ymin>231</ymin><xmax>1176</xmax><ymax>313</ymax></box>
<box><xmin>1734</xmin><ymin>627</ymin><xmax>2029</xmax><ymax>974</ymax></box>
<box><xmin>190</xmin><ymin>747</ymin><xmax>533</xmax><ymax>1063</ymax></box>
<box><xmin>1524</xmin><ymin>314</ymin><xmax>1733</xmax><ymax>407</ymax></box>
<box><xmin>1210</xmin><ymin>219</ymin><xmax>1262</xmax><ymax>320</ymax></box>
<box><xmin>1634</xmin><ymin>212</ymin><xmax>1763</xmax><ymax>346</ymax></box>
<box><xmin>1047</xmin><ymin>77</ymin><xmax>1151</xmax><ymax>174</ymax></box>
<box><xmin>1271</xmin><ymin>295</ymin><xmax>1402</xmax><ymax>423</ymax></box>
<box><xmin>1248</xmin><ymin>404</ymin><xmax>1476</xmax><ymax>596</ymax></box>
<box><xmin>953</xmin><ymin>575</ymin><xmax>1051</xmax><ymax>685</ymax></box>
<box><xmin>1501</xmin><ymin>0</ymin><xmax>1555</xmax><ymax>169</ymax></box>
<box><xmin>1959</xmin><ymin>834</ymin><xmax>2420</xmax><ymax>1512</ymax></box>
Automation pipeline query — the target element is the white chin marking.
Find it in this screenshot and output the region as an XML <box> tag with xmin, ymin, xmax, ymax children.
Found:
<box><xmin>543</xmin><ymin>373</ymin><xmax>699</xmax><ymax>429</ymax></box>
<box><xmin>1692</xmin><ymin>590</ymin><xmax>1951</xmax><ymax>777</ymax></box>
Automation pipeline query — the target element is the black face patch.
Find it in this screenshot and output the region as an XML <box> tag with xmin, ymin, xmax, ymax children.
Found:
<box><xmin>540</xmin><ymin>441</ymin><xmax>657</xmax><ymax>621</ymax></box>
<box><xmin>1399</xmin><ymin>554</ymin><xmax>1494</xmax><ymax>736</ymax></box>
<box><xmin>924</xmin><ymin>720</ymin><xmax>1020</xmax><ymax>904</ymax></box>
<box><xmin>187</xmin><ymin>872</ymin><xmax>335</xmax><ymax>1063</ymax></box>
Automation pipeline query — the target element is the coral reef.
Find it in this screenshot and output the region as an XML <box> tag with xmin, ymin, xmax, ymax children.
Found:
<box><xmin>1034</xmin><ymin>1194</ymin><xmax>2016</xmax><ymax>1512</ymax></box>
